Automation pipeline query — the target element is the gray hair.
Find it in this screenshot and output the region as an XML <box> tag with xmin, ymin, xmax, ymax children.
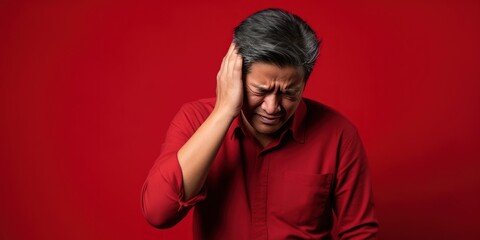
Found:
<box><xmin>233</xmin><ymin>8</ymin><xmax>321</xmax><ymax>81</ymax></box>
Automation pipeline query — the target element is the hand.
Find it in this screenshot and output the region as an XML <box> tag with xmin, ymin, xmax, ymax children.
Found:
<box><xmin>214</xmin><ymin>42</ymin><xmax>243</xmax><ymax>119</ymax></box>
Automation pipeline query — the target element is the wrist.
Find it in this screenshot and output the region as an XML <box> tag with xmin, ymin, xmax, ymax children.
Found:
<box><xmin>211</xmin><ymin>106</ymin><xmax>238</xmax><ymax>123</ymax></box>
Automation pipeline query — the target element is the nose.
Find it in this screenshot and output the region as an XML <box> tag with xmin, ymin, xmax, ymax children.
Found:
<box><xmin>261</xmin><ymin>93</ymin><xmax>281</xmax><ymax>115</ymax></box>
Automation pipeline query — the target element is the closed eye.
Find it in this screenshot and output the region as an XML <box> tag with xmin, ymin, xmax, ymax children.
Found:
<box><xmin>246</xmin><ymin>85</ymin><xmax>267</xmax><ymax>96</ymax></box>
<box><xmin>252</xmin><ymin>91</ymin><xmax>267</xmax><ymax>96</ymax></box>
<box><xmin>252</xmin><ymin>87</ymin><xmax>270</xmax><ymax>95</ymax></box>
<box><xmin>282</xmin><ymin>92</ymin><xmax>299</xmax><ymax>100</ymax></box>
<box><xmin>281</xmin><ymin>88</ymin><xmax>300</xmax><ymax>98</ymax></box>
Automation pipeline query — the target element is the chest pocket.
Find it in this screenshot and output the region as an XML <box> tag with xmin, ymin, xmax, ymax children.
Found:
<box><xmin>279</xmin><ymin>172</ymin><xmax>333</xmax><ymax>225</ymax></box>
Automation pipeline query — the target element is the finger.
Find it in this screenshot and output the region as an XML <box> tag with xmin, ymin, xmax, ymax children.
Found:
<box><xmin>226</xmin><ymin>45</ymin><xmax>239</xmax><ymax>78</ymax></box>
<box><xmin>225</xmin><ymin>45</ymin><xmax>236</xmax><ymax>76</ymax></box>
<box><xmin>229</xmin><ymin>47</ymin><xmax>242</xmax><ymax>78</ymax></box>
<box><xmin>219</xmin><ymin>43</ymin><xmax>233</xmax><ymax>75</ymax></box>
<box><xmin>218</xmin><ymin>55</ymin><xmax>227</xmax><ymax>79</ymax></box>
<box><xmin>225</xmin><ymin>42</ymin><xmax>235</xmax><ymax>63</ymax></box>
<box><xmin>219</xmin><ymin>43</ymin><xmax>235</xmax><ymax>79</ymax></box>
<box><xmin>232</xmin><ymin>53</ymin><xmax>243</xmax><ymax>82</ymax></box>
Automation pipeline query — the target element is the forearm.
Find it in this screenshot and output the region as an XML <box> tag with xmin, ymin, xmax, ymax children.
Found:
<box><xmin>178</xmin><ymin>108</ymin><xmax>234</xmax><ymax>200</ymax></box>
<box><xmin>142</xmin><ymin>43</ymin><xmax>242</xmax><ymax>227</ymax></box>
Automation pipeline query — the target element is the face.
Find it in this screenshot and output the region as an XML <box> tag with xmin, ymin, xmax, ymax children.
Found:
<box><xmin>241</xmin><ymin>62</ymin><xmax>305</xmax><ymax>139</ymax></box>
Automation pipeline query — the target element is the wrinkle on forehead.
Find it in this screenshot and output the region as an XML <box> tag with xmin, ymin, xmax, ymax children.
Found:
<box><xmin>247</xmin><ymin>63</ymin><xmax>304</xmax><ymax>90</ymax></box>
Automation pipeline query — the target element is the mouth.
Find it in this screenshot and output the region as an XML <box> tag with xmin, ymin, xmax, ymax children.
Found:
<box><xmin>257</xmin><ymin>114</ymin><xmax>282</xmax><ymax>125</ymax></box>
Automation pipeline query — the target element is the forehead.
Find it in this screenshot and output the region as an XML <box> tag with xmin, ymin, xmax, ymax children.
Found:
<box><xmin>246</xmin><ymin>62</ymin><xmax>304</xmax><ymax>87</ymax></box>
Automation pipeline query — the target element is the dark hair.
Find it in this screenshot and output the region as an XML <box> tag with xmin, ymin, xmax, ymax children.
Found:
<box><xmin>233</xmin><ymin>8</ymin><xmax>321</xmax><ymax>81</ymax></box>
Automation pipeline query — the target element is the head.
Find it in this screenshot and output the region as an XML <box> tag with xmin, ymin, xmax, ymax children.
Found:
<box><xmin>233</xmin><ymin>8</ymin><xmax>321</xmax><ymax>137</ymax></box>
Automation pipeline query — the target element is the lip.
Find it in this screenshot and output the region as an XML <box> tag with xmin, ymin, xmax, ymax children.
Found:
<box><xmin>257</xmin><ymin>114</ymin><xmax>282</xmax><ymax>125</ymax></box>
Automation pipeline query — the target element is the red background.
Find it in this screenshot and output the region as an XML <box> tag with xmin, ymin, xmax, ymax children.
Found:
<box><xmin>1</xmin><ymin>1</ymin><xmax>479</xmax><ymax>239</ymax></box>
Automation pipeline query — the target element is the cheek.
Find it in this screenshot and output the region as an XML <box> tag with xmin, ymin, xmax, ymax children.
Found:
<box><xmin>282</xmin><ymin>99</ymin><xmax>300</xmax><ymax>115</ymax></box>
<box><xmin>245</xmin><ymin>95</ymin><xmax>263</xmax><ymax>109</ymax></box>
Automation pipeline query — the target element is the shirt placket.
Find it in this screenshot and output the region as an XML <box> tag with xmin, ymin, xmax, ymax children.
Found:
<box><xmin>251</xmin><ymin>149</ymin><xmax>269</xmax><ymax>240</ymax></box>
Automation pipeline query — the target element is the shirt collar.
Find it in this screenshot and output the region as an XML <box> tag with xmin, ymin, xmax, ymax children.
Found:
<box><xmin>230</xmin><ymin>116</ymin><xmax>247</xmax><ymax>139</ymax></box>
<box><xmin>230</xmin><ymin>98</ymin><xmax>307</xmax><ymax>144</ymax></box>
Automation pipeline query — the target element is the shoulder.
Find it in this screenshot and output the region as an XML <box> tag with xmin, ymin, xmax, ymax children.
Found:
<box><xmin>172</xmin><ymin>98</ymin><xmax>216</xmax><ymax>128</ymax></box>
<box><xmin>302</xmin><ymin>99</ymin><xmax>366</xmax><ymax>163</ymax></box>
<box><xmin>303</xmin><ymin>98</ymin><xmax>357</xmax><ymax>132</ymax></box>
<box><xmin>180</xmin><ymin>98</ymin><xmax>216</xmax><ymax>114</ymax></box>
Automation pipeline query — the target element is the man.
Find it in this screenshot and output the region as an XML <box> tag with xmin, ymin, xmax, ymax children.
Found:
<box><xmin>142</xmin><ymin>8</ymin><xmax>379</xmax><ymax>239</ymax></box>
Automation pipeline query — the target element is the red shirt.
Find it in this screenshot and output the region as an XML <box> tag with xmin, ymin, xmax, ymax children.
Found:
<box><xmin>142</xmin><ymin>98</ymin><xmax>379</xmax><ymax>239</ymax></box>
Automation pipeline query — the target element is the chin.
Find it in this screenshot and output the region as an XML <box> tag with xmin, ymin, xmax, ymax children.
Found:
<box><xmin>253</xmin><ymin>123</ymin><xmax>282</xmax><ymax>135</ymax></box>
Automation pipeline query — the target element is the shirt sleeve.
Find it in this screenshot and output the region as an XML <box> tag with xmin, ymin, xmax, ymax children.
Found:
<box><xmin>334</xmin><ymin>129</ymin><xmax>379</xmax><ymax>239</ymax></box>
<box><xmin>141</xmin><ymin>102</ymin><xmax>208</xmax><ymax>228</ymax></box>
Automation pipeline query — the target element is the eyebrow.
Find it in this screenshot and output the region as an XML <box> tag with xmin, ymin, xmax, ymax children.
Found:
<box><xmin>252</xmin><ymin>84</ymin><xmax>269</xmax><ymax>91</ymax></box>
<box><xmin>252</xmin><ymin>84</ymin><xmax>301</xmax><ymax>92</ymax></box>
